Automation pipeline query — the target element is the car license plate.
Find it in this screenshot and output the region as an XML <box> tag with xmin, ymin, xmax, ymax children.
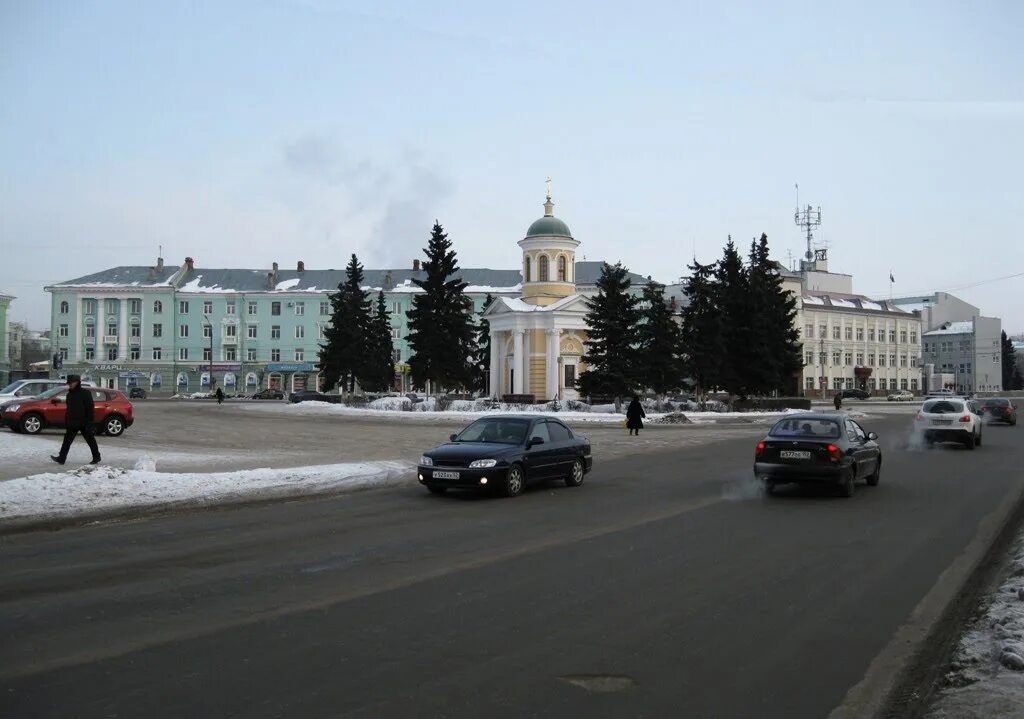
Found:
<box><xmin>780</xmin><ymin>450</ymin><xmax>811</xmax><ymax>459</ymax></box>
<box><xmin>933</xmin><ymin>420</ymin><xmax>952</xmax><ymax>426</ymax></box>
<box><xmin>433</xmin><ymin>470</ymin><xmax>460</xmax><ymax>480</ymax></box>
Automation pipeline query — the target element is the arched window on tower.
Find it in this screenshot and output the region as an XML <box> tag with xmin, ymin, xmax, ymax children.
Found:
<box><xmin>153</xmin><ymin>300</ymin><xmax>163</xmax><ymax>314</ymax></box>
<box><xmin>557</xmin><ymin>256</ymin><xmax>567</xmax><ymax>282</ymax></box>
<box><xmin>539</xmin><ymin>255</ymin><xmax>549</xmax><ymax>282</ymax></box>
<box><xmin>524</xmin><ymin>256</ymin><xmax>532</xmax><ymax>283</ymax></box>
<box><xmin>59</xmin><ymin>301</ymin><xmax>69</xmax><ymax>314</ymax></box>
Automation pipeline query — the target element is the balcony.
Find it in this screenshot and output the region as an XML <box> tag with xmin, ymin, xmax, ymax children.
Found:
<box><xmin>222</xmin><ymin>336</ymin><xmax>238</xmax><ymax>345</ymax></box>
<box><xmin>103</xmin><ymin>335</ymin><xmax>119</xmax><ymax>345</ymax></box>
<box><xmin>130</xmin><ymin>336</ymin><xmax>141</xmax><ymax>347</ymax></box>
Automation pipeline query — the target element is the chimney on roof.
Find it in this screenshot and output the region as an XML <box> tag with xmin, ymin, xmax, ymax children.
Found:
<box><xmin>157</xmin><ymin>256</ymin><xmax>164</xmax><ymax>271</ymax></box>
<box><xmin>297</xmin><ymin>260</ymin><xmax>305</xmax><ymax>273</ymax></box>
<box><xmin>267</xmin><ymin>272</ymin><xmax>275</xmax><ymax>290</ymax></box>
<box><xmin>272</xmin><ymin>262</ymin><xmax>279</xmax><ymax>273</ymax></box>
<box><xmin>148</xmin><ymin>266</ymin><xmax>157</xmax><ymax>282</ymax></box>
<box><xmin>185</xmin><ymin>257</ymin><xmax>195</xmax><ymax>271</ymax></box>
<box><xmin>413</xmin><ymin>259</ymin><xmax>421</xmax><ymax>272</ymax></box>
<box><xmin>383</xmin><ymin>271</ymin><xmax>394</xmax><ymax>290</ymax></box>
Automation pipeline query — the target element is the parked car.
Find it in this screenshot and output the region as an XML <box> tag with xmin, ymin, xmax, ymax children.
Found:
<box><xmin>926</xmin><ymin>389</ymin><xmax>957</xmax><ymax>398</ymax></box>
<box><xmin>418</xmin><ymin>415</ymin><xmax>592</xmax><ymax>497</ymax></box>
<box><xmin>128</xmin><ymin>387</ymin><xmax>147</xmax><ymax>399</ymax></box>
<box><xmin>251</xmin><ymin>388</ymin><xmax>285</xmax><ymax>400</ymax></box>
<box><xmin>975</xmin><ymin>397</ymin><xmax>1017</xmax><ymax>426</ymax></box>
<box><xmin>754</xmin><ymin>414</ymin><xmax>882</xmax><ymax>498</ymax></box>
<box><xmin>887</xmin><ymin>390</ymin><xmax>915</xmax><ymax>402</ymax></box>
<box><xmin>916</xmin><ymin>397</ymin><xmax>982</xmax><ymax>449</ymax></box>
<box><xmin>0</xmin><ymin>378</ymin><xmax>91</xmax><ymax>401</ymax></box>
<box><xmin>288</xmin><ymin>389</ymin><xmax>330</xmax><ymax>404</ymax></box>
<box><xmin>1</xmin><ymin>386</ymin><xmax>134</xmax><ymax>436</ymax></box>
<box><xmin>839</xmin><ymin>388</ymin><xmax>870</xmax><ymax>400</ymax></box>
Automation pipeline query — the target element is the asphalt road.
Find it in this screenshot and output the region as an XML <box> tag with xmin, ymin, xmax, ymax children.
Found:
<box><xmin>2</xmin><ymin>413</ymin><xmax>1023</xmax><ymax>718</ymax></box>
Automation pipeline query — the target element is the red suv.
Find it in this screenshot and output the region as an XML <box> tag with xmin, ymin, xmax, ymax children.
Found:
<box><xmin>1</xmin><ymin>386</ymin><xmax>135</xmax><ymax>437</ymax></box>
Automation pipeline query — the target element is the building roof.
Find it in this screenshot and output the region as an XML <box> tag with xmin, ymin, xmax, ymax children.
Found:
<box><xmin>50</xmin><ymin>265</ymin><xmax>181</xmax><ymax>288</ymax></box>
<box><xmin>923</xmin><ymin>321</ymin><xmax>975</xmax><ymax>336</ymax></box>
<box><xmin>801</xmin><ymin>292</ymin><xmax>913</xmax><ymax>316</ymax></box>
<box><xmin>525</xmin><ymin>215</ymin><xmax>573</xmax><ymax>238</ymax></box>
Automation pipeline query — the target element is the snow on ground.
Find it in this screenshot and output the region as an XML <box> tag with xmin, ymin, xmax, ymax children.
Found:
<box><xmin>927</xmin><ymin>533</ymin><xmax>1024</xmax><ymax>718</ymax></box>
<box><xmin>0</xmin><ymin>459</ymin><xmax>413</xmax><ymax>528</ymax></box>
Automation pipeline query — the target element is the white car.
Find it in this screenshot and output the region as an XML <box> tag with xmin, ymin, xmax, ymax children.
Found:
<box><xmin>887</xmin><ymin>390</ymin><xmax>915</xmax><ymax>402</ymax></box>
<box><xmin>916</xmin><ymin>397</ymin><xmax>982</xmax><ymax>449</ymax></box>
<box><xmin>0</xmin><ymin>379</ymin><xmax>66</xmax><ymax>401</ymax></box>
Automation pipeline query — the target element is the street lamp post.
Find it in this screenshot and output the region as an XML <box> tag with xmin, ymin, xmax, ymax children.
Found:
<box><xmin>203</xmin><ymin>314</ymin><xmax>214</xmax><ymax>390</ymax></box>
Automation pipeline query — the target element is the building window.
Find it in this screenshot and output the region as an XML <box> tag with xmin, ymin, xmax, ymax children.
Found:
<box><xmin>203</xmin><ymin>348</ymin><xmax>212</xmax><ymax>362</ymax></box>
<box><xmin>868</xmin><ymin>328</ymin><xmax>875</xmax><ymax>342</ymax></box>
<box><xmin>393</xmin><ymin>349</ymin><xmax>402</xmax><ymax>363</ymax></box>
<box><xmin>247</xmin><ymin>325</ymin><xmax>257</xmax><ymax>339</ymax></box>
<box><xmin>179</xmin><ymin>301</ymin><xmax>190</xmax><ymax>314</ymax></box>
<box><xmin>878</xmin><ymin>354</ymin><xmax>886</xmax><ymax>367</ymax></box>
<box><xmin>105</xmin><ymin>299</ymin><xmax>117</xmax><ymax>315</ymax></box>
<box><xmin>295</xmin><ymin>326</ymin><xmax>304</xmax><ymax>339</ymax></box>
<box><xmin>900</xmin><ymin>378</ymin><xmax>908</xmax><ymax>390</ymax></box>
<box><xmin>59</xmin><ymin>324</ymin><xmax>69</xmax><ymax>337</ymax></box>
<box><xmin>180</xmin><ymin>324</ymin><xmax>189</xmax><ymax>338</ymax></box>
<box><xmin>153</xmin><ymin>300</ymin><xmax>163</xmax><ymax>314</ymax></box>
<box><xmin>392</xmin><ymin>327</ymin><xmax>401</xmax><ymax>339</ymax></box>
<box><xmin>911</xmin><ymin>331</ymin><xmax>918</xmax><ymax>343</ymax></box>
<box><xmin>152</xmin><ymin>347</ymin><xmax>162</xmax><ymax>360</ymax></box>
<box><xmin>890</xmin><ymin>354</ymin><xmax>897</xmax><ymax>366</ymax></box>
<box><xmin>911</xmin><ymin>378</ymin><xmax>918</xmax><ymax>390</ymax></box>
<box><xmin>846</xmin><ymin>378</ymin><xmax>854</xmax><ymax>389</ymax></box>
<box><xmin>868</xmin><ymin>353</ymin><xmax>875</xmax><ymax>367</ymax></box>
<box><xmin>246</xmin><ymin>348</ymin><xmax>257</xmax><ymax>362</ymax></box>
<box><xmin>524</xmin><ymin>257</ymin><xmax>532</xmax><ymax>283</ymax></box>
<box><xmin>226</xmin><ymin>302</ymin><xmax>236</xmax><ymax>316</ymax></box>
<box><xmin>153</xmin><ymin>324</ymin><xmax>162</xmax><ymax>337</ymax></box>
<box><xmin>271</xmin><ymin>349</ymin><xmax>281</xmax><ymax>362</ymax></box>
<box><xmin>805</xmin><ymin>324</ymin><xmax>814</xmax><ymax>338</ymax></box>
<box><xmin>203</xmin><ymin>301</ymin><xmax>213</xmax><ymax>314</ymax></box>
<box><xmin>248</xmin><ymin>301</ymin><xmax>258</xmax><ymax>316</ymax></box>
<box><xmin>225</xmin><ymin>324</ymin><xmax>237</xmax><ymax>338</ymax></box>
<box><xmin>294</xmin><ymin>302</ymin><xmax>305</xmax><ymax>316</ymax></box>
<box><xmin>129</xmin><ymin>299</ymin><xmax>142</xmax><ymax>314</ymax></box>
<box><xmin>294</xmin><ymin>348</ymin><xmax>304</xmax><ymax>361</ymax></box>
<box><xmin>225</xmin><ymin>347</ymin><xmax>237</xmax><ymax>361</ymax></box>
<box><xmin>321</xmin><ymin>301</ymin><xmax>330</xmax><ymax>316</ymax></box>
<box><xmin>805</xmin><ymin>351</ymin><xmax>814</xmax><ymax>366</ymax></box>
<box><xmin>833</xmin><ymin>378</ymin><xmax>844</xmax><ymax>390</ymax></box>
<box><xmin>960</xmin><ymin>340</ymin><xmax>970</xmax><ymax>352</ymax></box>
<box><xmin>318</xmin><ymin>325</ymin><xmax>325</xmax><ymax>340</ymax></box>
<box><xmin>890</xmin><ymin>378</ymin><xmax>898</xmax><ymax>390</ymax></box>
<box><xmin>179</xmin><ymin>348</ymin><xmax>189</xmax><ymax>360</ymax></box>
<box><xmin>900</xmin><ymin>355</ymin><xmax>908</xmax><ymax>367</ymax></box>
<box><xmin>271</xmin><ymin>302</ymin><xmax>281</xmax><ymax>316</ymax></box>
<box><xmin>805</xmin><ymin>377</ymin><xmax>814</xmax><ymax>390</ymax></box>
<box><xmin>819</xmin><ymin>324</ymin><xmax>827</xmax><ymax>339</ymax></box>
<box><xmin>900</xmin><ymin>330</ymin><xmax>907</xmax><ymax>343</ymax></box>
<box><xmin>203</xmin><ymin>324</ymin><xmax>212</xmax><ymax>339</ymax></box>
<box><xmin>271</xmin><ymin>325</ymin><xmax>281</xmax><ymax>340</ymax></box>
<box><xmin>59</xmin><ymin>301</ymin><xmax>69</xmax><ymax>314</ymax></box>
<box><xmin>107</xmin><ymin>322</ymin><xmax>117</xmax><ymax>337</ymax></box>
<box><xmin>856</xmin><ymin>352</ymin><xmax>864</xmax><ymax>366</ymax></box>
<box><xmin>819</xmin><ymin>352</ymin><xmax>827</xmax><ymax>366</ymax></box>
<box><xmin>107</xmin><ymin>347</ymin><xmax>118</xmax><ymax>361</ymax></box>
<box><xmin>86</xmin><ymin>324</ymin><xmax>95</xmax><ymax>338</ymax></box>
<box><xmin>130</xmin><ymin>325</ymin><xmax>141</xmax><ymax>338</ymax></box>
<box><xmin>558</xmin><ymin>255</ymin><xmax>567</xmax><ymax>282</ymax></box>
<box><xmin>58</xmin><ymin>347</ymin><xmax>69</xmax><ymax>361</ymax></box>
<box><xmin>564</xmin><ymin>364</ymin><xmax>577</xmax><ymax>388</ymax></box>
<box><xmin>889</xmin><ymin>330</ymin><xmax>897</xmax><ymax>343</ymax></box>
<box><xmin>539</xmin><ymin>255</ymin><xmax>550</xmax><ymax>281</ymax></box>
<box><xmin>832</xmin><ymin>351</ymin><xmax>841</xmax><ymax>365</ymax></box>
<box><xmin>85</xmin><ymin>346</ymin><xmax>95</xmax><ymax>361</ymax></box>
<box><xmin>844</xmin><ymin>352</ymin><xmax>853</xmax><ymax>366</ymax></box>
<box><xmin>845</xmin><ymin>327</ymin><xmax>853</xmax><ymax>340</ymax></box>
<box><xmin>832</xmin><ymin>326</ymin><xmax>841</xmax><ymax>340</ymax></box>
<box><xmin>856</xmin><ymin>327</ymin><xmax>864</xmax><ymax>341</ymax></box>
<box><xmin>130</xmin><ymin>347</ymin><xmax>140</xmax><ymax>361</ymax></box>
<box><xmin>911</xmin><ymin>356</ymin><xmax>918</xmax><ymax>368</ymax></box>
<box><xmin>82</xmin><ymin>300</ymin><xmax>95</xmax><ymax>315</ymax></box>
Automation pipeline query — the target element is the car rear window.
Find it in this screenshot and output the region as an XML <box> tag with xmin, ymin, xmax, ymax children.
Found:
<box><xmin>923</xmin><ymin>400</ymin><xmax>964</xmax><ymax>414</ymax></box>
<box><xmin>769</xmin><ymin>418</ymin><xmax>841</xmax><ymax>439</ymax></box>
<box><xmin>984</xmin><ymin>398</ymin><xmax>1011</xmax><ymax>407</ymax></box>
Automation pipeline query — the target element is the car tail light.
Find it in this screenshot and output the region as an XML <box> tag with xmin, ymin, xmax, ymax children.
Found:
<box><xmin>826</xmin><ymin>444</ymin><xmax>843</xmax><ymax>461</ymax></box>
<box><xmin>755</xmin><ymin>441</ymin><xmax>766</xmax><ymax>458</ymax></box>
<box><xmin>959</xmin><ymin>415</ymin><xmax>971</xmax><ymax>423</ymax></box>
<box><xmin>915</xmin><ymin>413</ymin><xmax>925</xmax><ymax>422</ymax></box>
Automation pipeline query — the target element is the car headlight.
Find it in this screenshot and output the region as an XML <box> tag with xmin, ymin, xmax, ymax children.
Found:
<box><xmin>419</xmin><ymin>456</ymin><xmax>433</xmax><ymax>466</ymax></box>
<box><xmin>5</xmin><ymin>404</ymin><xmax>20</xmax><ymax>413</ymax></box>
<box><xmin>469</xmin><ymin>459</ymin><xmax>497</xmax><ymax>468</ymax></box>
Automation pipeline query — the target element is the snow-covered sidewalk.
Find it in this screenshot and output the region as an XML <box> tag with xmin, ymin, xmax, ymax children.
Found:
<box><xmin>0</xmin><ymin>459</ymin><xmax>414</xmax><ymax>531</ymax></box>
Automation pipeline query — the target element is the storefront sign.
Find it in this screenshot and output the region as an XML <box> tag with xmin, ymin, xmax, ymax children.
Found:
<box><xmin>96</xmin><ymin>364</ymin><xmax>123</xmax><ymax>371</ymax></box>
<box><xmin>193</xmin><ymin>363</ymin><xmax>241</xmax><ymax>372</ymax></box>
<box><xmin>266</xmin><ymin>362</ymin><xmax>315</xmax><ymax>373</ymax></box>
<box><xmin>118</xmin><ymin>370</ymin><xmax>146</xmax><ymax>378</ymax></box>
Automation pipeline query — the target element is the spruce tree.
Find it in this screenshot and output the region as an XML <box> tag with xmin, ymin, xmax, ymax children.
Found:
<box><xmin>1011</xmin><ymin>363</ymin><xmax>1024</xmax><ymax>391</ymax></box>
<box><xmin>715</xmin><ymin>236</ymin><xmax>755</xmax><ymax>398</ymax></box>
<box><xmin>748</xmin><ymin>233</ymin><xmax>802</xmax><ymax>395</ymax></box>
<box><xmin>406</xmin><ymin>222</ymin><xmax>476</xmax><ymax>393</ymax></box>
<box><xmin>1001</xmin><ymin>331</ymin><xmax>1016</xmax><ymax>390</ymax></box>
<box><xmin>471</xmin><ymin>294</ymin><xmax>495</xmax><ymax>395</ymax></box>
<box><xmin>318</xmin><ymin>253</ymin><xmax>372</xmax><ymax>393</ymax></box>
<box><xmin>359</xmin><ymin>291</ymin><xmax>394</xmax><ymax>392</ymax></box>
<box><xmin>635</xmin><ymin>280</ymin><xmax>684</xmax><ymax>397</ymax></box>
<box><xmin>680</xmin><ymin>258</ymin><xmax>724</xmax><ymax>397</ymax></box>
<box><xmin>577</xmin><ymin>262</ymin><xmax>641</xmax><ymax>409</ymax></box>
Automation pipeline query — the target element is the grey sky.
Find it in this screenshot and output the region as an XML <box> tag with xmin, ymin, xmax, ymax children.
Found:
<box><xmin>1</xmin><ymin>1</ymin><xmax>1021</xmax><ymax>331</ymax></box>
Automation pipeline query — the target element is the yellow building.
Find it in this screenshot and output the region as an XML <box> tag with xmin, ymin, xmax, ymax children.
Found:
<box><xmin>484</xmin><ymin>189</ymin><xmax>591</xmax><ymax>401</ymax></box>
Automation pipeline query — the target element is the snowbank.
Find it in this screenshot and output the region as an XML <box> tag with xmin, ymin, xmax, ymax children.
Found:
<box><xmin>0</xmin><ymin>460</ymin><xmax>413</xmax><ymax>529</ymax></box>
<box><xmin>927</xmin><ymin>535</ymin><xmax>1024</xmax><ymax>718</ymax></box>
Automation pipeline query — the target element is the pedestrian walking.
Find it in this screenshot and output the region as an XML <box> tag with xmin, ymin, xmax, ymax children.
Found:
<box><xmin>626</xmin><ymin>395</ymin><xmax>646</xmax><ymax>436</ymax></box>
<box><xmin>215</xmin><ymin>386</ymin><xmax>224</xmax><ymax>405</ymax></box>
<box><xmin>834</xmin><ymin>393</ymin><xmax>842</xmax><ymax>411</ymax></box>
<box><xmin>50</xmin><ymin>374</ymin><xmax>101</xmax><ymax>465</ymax></box>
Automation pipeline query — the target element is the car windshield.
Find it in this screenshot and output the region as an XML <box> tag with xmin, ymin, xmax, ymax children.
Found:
<box><xmin>36</xmin><ymin>387</ymin><xmax>67</xmax><ymax>399</ymax></box>
<box><xmin>923</xmin><ymin>400</ymin><xmax>964</xmax><ymax>414</ymax></box>
<box><xmin>0</xmin><ymin>381</ymin><xmax>26</xmax><ymax>394</ymax></box>
<box><xmin>455</xmin><ymin>418</ymin><xmax>531</xmax><ymax>444</ymax></box>
<box><xmin>769</xmin><ymin>418</ymin><xmax>841</xmax><ymax>439</ymax></box>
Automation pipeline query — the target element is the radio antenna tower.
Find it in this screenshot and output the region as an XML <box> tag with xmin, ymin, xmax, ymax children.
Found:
<box><xmin>793</xmin><ymin>183</ymin><xmax>823</xmax><ymax>263</ymax></box>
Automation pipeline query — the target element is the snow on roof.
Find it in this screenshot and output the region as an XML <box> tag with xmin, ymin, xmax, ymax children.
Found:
<box><xmin>830</xmin><ymin>298</ymin><xmax>857</xmax><ymax>308</ymax></box>
<box><xmin>51</xmin><ymin>266</ymin><xmax>181</xmax><ymax>288</ymax></box>
<box><xmin>860</xmin><ymin>300</ymin><xmax>883</xmax><ymax>311</ymax></box>
<box><xmin>275</xmin><ymin>278</ymin><xmax>302</xmax><ymax>291</ymax></box>
<box><xmin>924</xmin><ymin>321</ymin><xmax>974</xmax><ymax>336</ymax></box>
<box><xmin>802</xmin><ymin>295</ymin><xmax>825</xmax><ymax>305</ymax></box>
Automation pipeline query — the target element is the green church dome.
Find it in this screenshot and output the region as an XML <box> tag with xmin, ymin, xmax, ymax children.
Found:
<box><xmin>526</xmin><ymin>215</ymin><xmax>572</xmax><ymax>238</ymax></box>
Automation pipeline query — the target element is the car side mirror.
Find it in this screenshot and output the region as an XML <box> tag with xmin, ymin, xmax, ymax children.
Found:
<box><xmin>867</xmin><ymin>432</ymin><xmax>878</xmax><ymax>441</ymax></box>
<box><xmin>449</xmin><ymin>433</ymin><xmax>458</xmax><ymax>442</ymax></box>
<box><xmin>528</xmin><ymin>437</ymin><xmax>545</xmax><ymax>448</ymax></box>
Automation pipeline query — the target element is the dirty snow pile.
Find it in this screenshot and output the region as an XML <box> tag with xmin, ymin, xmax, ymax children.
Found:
<box><xmin>0</xmin><ymin>459</ymin><xmax>413</xmax><ymax>527</ymax></box>
<box><xmin>927</xmin><ymin>535</ymin><xmax>1024</xmax><ymax>718</ymax></box>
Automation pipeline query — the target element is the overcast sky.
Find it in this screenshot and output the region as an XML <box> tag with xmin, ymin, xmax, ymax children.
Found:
<box><xmin>1</xmin><ymin>1</ymin><xmax>1022</xmax><ymax>332</ymax></box>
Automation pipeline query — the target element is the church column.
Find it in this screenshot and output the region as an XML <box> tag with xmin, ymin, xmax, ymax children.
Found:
<box><xmin>546</xmin><ymin>329</ymin><xmax>560</xmax><ymax>401</ymax></box>
<box><xmin>512</xmin><ymin>330</ymin><xmax>524</xmax><ymax>394</ymax></box>
<box><xmin>489</xmin><ymin>330</ymin><xmax>501</xmax><ymax>398</ymax></box>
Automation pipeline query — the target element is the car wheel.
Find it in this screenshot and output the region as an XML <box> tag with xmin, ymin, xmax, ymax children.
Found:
<box><xmin>426</xmin><ymin>485</ymin><xmax>447</xmax><ymax>495</ymax></box>
<box><xmin>564</xmin><ymin>458</ymin><xmax>585</xmax><ymax>488</ymax></box>
<box><xmin>963</xmin><ymin>433</ymin><xmax>976</xmax><ymax>450</ymax></box>
<box><xmin>104</xmin><ymin>415</ymin><xmax>126</xmax><ymax>437</ymax></box>
<box><xmin>838</xmin><ymin>467</ymin><xmax>855</xmax><ymax>498</ymax></box>
<box><xmin>866</xmin><ymin>459</ymin><xmax>881</xmax><ymax>487</ymax></box>
<box><xmin>502</xmin><ymin>464</ymin><xmax>525</xmax><ymax>498</ymax></box>
<box><xmin>20</xmin><ymin>413</ymin><xmax>43</xmax><ymax>435</ymax></box>
<box><xmin>976</xmin><ymin>431</ymin><xmax>982</xmax><ymax>447</ymax></box>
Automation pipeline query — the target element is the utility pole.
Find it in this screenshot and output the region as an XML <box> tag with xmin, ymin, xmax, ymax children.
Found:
<box><xmin>203</xmin><ymin>314</ymin><xmax>214</xmax><ymax>391</ymax></box>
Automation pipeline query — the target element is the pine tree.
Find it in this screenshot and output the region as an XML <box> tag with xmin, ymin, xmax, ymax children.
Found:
<box><xmin>406</xmin><ymin>222</ymin><xmax>477</xmax><ymax>392</ymax></box>
<box><xmin>715</xmin><ymin>236</ymin><xmax>755</xmax><ymax>398</ymax></box>
<box><xmin>748</xmin><ymin>233</ymin><xmax>802</xmax><ymax>395</ymax></box>
<box><xmin>577</xmin><ymin>262</ymin><xmax>641</xmax><ymax>409</ymax></box>
<box><xmin>1011</xmin><ymin>363</ymin><xmax>1024</xmax><ymax>391</ymax></box>
<box><xmin>318</xmin><ymin>253</ymin><xmax>372</xmax><ymax>393</ymax></box>
<box><xmin>359</xmin><ymin>291</ymin><xmax>394</xmax><ymax>392</ymax></box>
<box><xmin>471</xmin><ymin>294</ymin><xmax>495</xmax><ymax>395</ymax></box>
<box><xmin>1001</xmin><ymin>331</ymin><xmax>1016</xmax><ymax>390</ymax></box>
<box><xmin>635</xmin><ymin>281</ymin><xmax>684</xmax><ymax>397</ymax></box>
<box><xmin>680</xmin><ymin>258</ymin><xmax>724</xmax><ymax>396</ymax></box>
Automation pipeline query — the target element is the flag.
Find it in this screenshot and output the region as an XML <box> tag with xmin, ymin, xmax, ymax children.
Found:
<box><xmin>889</xmin><ymin>272</ymin><xmax>895</xmax><ymax>283</ymax></box>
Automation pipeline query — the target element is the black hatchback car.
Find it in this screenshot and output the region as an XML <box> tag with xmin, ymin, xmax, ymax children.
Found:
<box><xmin>976</xmin><ymin>397</ymin><xmax>1018</xmax><ymax>426</ymax></box>
<box><xmin>418</xmin><ymin>415</ymin><xmax>592</xmax><ymax>497</ymax></box>
<box><xmin>754</xmin><ymin>413</ymin><xmax>882</xmax><ymax>498</ymax></box>
<box><xmin>839</xmin><ymin>388</ymin><xmax>870</xmax><ymax>400</ymax></box>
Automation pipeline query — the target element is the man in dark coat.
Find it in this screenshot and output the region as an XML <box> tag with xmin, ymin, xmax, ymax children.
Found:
<box><xmin>626</xmin><ymin>395</ymin><xmax>647</xmax><ymax>436</ymax></box>
<box><xmin>51</xmin><ymin>375</ymin><xmax>101</xmax><ymax>465</ymax></box>
<box><xmin>215</xmin><ymin>386</ymin><xmax>225</xmax><ymax>405</ymax></box>
<box><xmin>834</xmin><ymin>393</ymin><xmax>842</xmax><ymax>411</ymax></box>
